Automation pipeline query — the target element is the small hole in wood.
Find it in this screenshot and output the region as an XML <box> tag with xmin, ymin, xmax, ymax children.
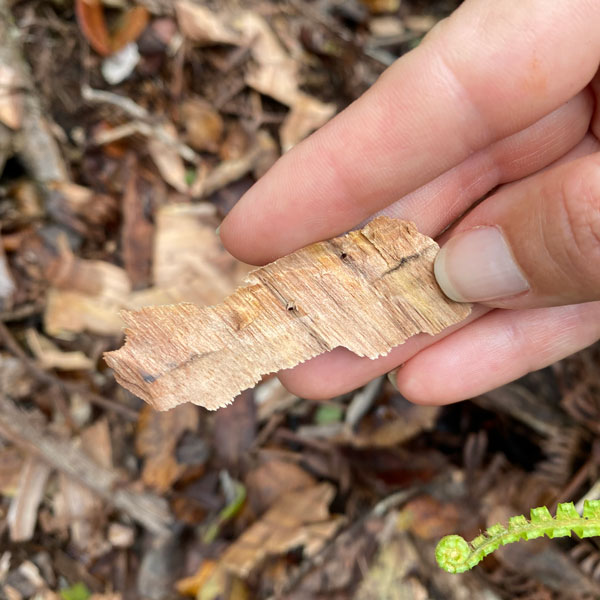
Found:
<box><xmin>340</xmin><ymin>252</ymin><xmax>348</xmax><ymax>259</ymax></box>
<box><xmin>287</xmin><ymin>305</ymin><xmax>295</xmax><ymax>311</ymax></box>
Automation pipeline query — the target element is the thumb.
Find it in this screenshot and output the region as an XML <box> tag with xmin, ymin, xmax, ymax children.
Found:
<box><xmin>433</xmin><ymin>152</ymin><xmax>600</xmax><ymax>309</ymax></box>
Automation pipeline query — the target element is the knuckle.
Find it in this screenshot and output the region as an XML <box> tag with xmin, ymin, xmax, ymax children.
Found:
<box><xmin>557</xmin><ymin>156</ymin><xmax>600</xmax><ymax>271</ymax></box>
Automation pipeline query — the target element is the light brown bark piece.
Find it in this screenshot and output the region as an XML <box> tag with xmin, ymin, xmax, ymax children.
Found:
<box><xmin>105</xmin><ymin>218</ymin><xmax>471</xmax><ymax>411</ymax></box>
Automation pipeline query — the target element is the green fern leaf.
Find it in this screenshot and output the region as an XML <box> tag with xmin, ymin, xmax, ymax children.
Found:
<box><xmin>436</xmin><ymin>499</ymin><xmax>600</xmax><ymax>573</ymax></box>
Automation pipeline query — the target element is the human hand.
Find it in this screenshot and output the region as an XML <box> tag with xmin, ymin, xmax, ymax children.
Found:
<box><xmin>219</xmin><ymin>0</ymin><xmax>600</xmax><ymax>405</ymax></box>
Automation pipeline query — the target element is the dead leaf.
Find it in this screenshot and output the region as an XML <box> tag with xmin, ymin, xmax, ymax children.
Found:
<box><xmin>213</xmin><ymin>390</ymin><xmax>256</xmax><ymax>471</ymax></box>
<box><xmin>43</xmin><ymin>246</ymin><xmax>131</xmax><ymax>337</ymax></box>
<box><xmin>403</xmin><ymin>14</ymin><xmax>437</xmax><ymax>33</ymax></box>
<box><xmin>221</xmin><ymin>482</ymin><xmax>344</xmax><ymax>578</ymax></box>
<box><xmin>108</xmin><ymin>522</ymin><xmax>134</xmax><ymax>548</ymax></box>
<box><xmin>75</xmin><ymin>0</ymin><xmax>111</xmax><ymax>56</ymax></box>
<box><xmin>280</xmin><ymin>94</ymin><xmax>336</xmax><ymax>152</ymax></box>
<box><xmin>177</xmin><ymin>561</ymin><xmax>249</xmax><ymax>600</ymax></box>
<box><xmin>149</xmin><ymin>202</ymin><xmax>248</xmax><ymax>305</ymax></box>
<box><xmin>53</xmin><ymin>419</ymin><xmax>113</xmax><ymax>554</ymax></box>
<box><xmin>44</xmin><ymin>287</ymin><xmax>127</xmax><ymax>338</ymax></box>
<box><xmin>7</xmin><ymin>455</ymin><xmax>52</xmax><ymax>542</ymax></box>
<box><xmin>175</xmin><ymin>1</ymin><xmax>239</xmax><ymax>45</ymax></box>
<box><xmin>46</xmin><ymin>182</ymin><xmax>118</xmax><ymax>239</ymax></box>
<box><xmin>399</xmin><ymin>495</ymin><xmax>462</xmax><ymax>540</ymax></box>
<box><xmin>147</xmin><ymin>122</ymin><xmax>191</xmax><ymax>193</ymax></box>
<box><xmin>105</xmin><ymin>218</ymin><xmax>471</xmax><ymax>411</ymax></box>
<box><xmin>121</xmin><ymin>158</ymin><xmax>153</xmax><ymax>289</ymax></box>
<box><xmin>110</xmin><ymin>6</ymin><xmax>150</xmax><ymax>53</ymax></box>
<box><xmin>0</xmin><ymin>64</ymin><xmax>23</xmax><ymax>130</ymax></box>
<box><xmin>0</xmin><ymin>354</ymin><xmax>32</xmax><ymax>399</ymax></box>
<box><xmin>76</xmin><ymin>0</ymin><xmax>149</xmax><ymax>56</ymax></box>
<box><xmin>369</xmin><ymin>16</ymin><xmax>405</xmax><ymax>38</ymax></box>
<box><xmin>176</xmin><ymin>560</ymin><xmax>217</xmax><ymax>597</ymax></box>
<box><xmin>202</xmin><ymin>130</ymin><xmax>278</xmax><ymax>196</ymax></box>
<box><xmin>235</xmin><ymin>12</ymin><xmax>299</xmax><ymax>106</ymax></box>
<box><xmin>354</xmin><ymin>533</ymin><xmax>428</xmax><ymax>600</ymax></box>
<box><xmin>254</xmin><ymin>377</ymin><xmax>299</xmax><ymax>421</ymax></box>
<box><xmin>345</xmin><ymin>400</ymin><xmax>440</xmax><ymax>448</ymax></box>
<box><xmin>0</xmin><ymin>446</ymin><xmax>24</xmax><ymax>496</ymax></box>
<box><xmin>361</xmin><ymin>0</ymin><xmax>401</xmax><ymax>14</ymax></box>
<box><xmin>135</xmin><ymin>404</ymin><xmax>199</xmax><ymax>493</ymax></box>
<box><xmin>25</xmin><ymin>329</ymin><xmax>94</xmax><ymax>371</ymax></box>
<box><xmin>180</xmin><ymin>98</ymin><xmax>223</xmax><ymax>153</ymax></box>
<box><xmin>233</xmin><ymin>13</ymin><xmax>336</xmax><ymax>149</ymax></box>
<box><xmin>246</xmin><ymin>459</ymin><xmax>316</xmax><ymax>515</ymax></box>
<box><xmin>219</xmin><ymin>121</ymin><xmax>250</xmax><ymax>161</ymax></box>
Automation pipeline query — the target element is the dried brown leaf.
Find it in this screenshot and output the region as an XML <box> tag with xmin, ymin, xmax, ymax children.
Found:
<box><xmin>180</xmin><ymin>98</ymin><xmax>223</xmax><ymax>153</ymax></box>
<box><xmin>147</xmin><ymin>123</ymin><xmax>190</xmax><ymax>194</ymax></box>
<box><xmin>136</xmin><ymin>403</ymin><xmax>199</xmax><ymax>493</ymax></box>
<box><xmin>7</xmin><ymin>455</ymin><xmax>51</xmax><ymax>542</ymax></box>
<box><xmin>43</xmin><ymin>249</ymin><xmax>131</xmax><ymax>337</ymax></box>
<box><xmin>361</xmin><ymin>0</ymin><xmax>401</xmax><ymax>14</ymax></box>
<box><xmin>0</xmin><ymin>354</ymin><xmax>32</xmax><ymax>399</ymax></box>
<box><xmin>110</xmin><ymin>6</ymin><xmax>150</xmax><ymax>53</ymax></box>
<box><xmin>105</xmin><ymin>218</ymin><xmax>471</xmax><ymax>411</ymax></box>
<box><xmin>121</xmin><ymin>159</ymin><xmax>153</xmax><ymax>288</ymax></box>
<box><xmin>150</xmin><ymin>202</ymin><xmax>248</xmax><ymax>305</ymax></box>
<box><xmin>221</xmin><ymin>482</ymin><xmax>344</xmax><ymax>578</ymax></box>
<box><xmin>175</xmin><ymin>1</ymin><xmax>239</xmax><ymax>45</ymax></box>
<box><xmin>75</xmin><ymin>0</ymin><xmax>111</xmax><ymax>56</ymax></box>
<box><xmin>246</xmin><ymin>459</ymin><xmax>316</xmax><ymax>515</ymax></box>
<box><xmin>25</xmin><ymin>329</ymin><xmax>94</xmax><ymax>371</ymax></box>
<box><xmin>54</xmin><ymin>419</ymin><xmax>113</xmax><ymax>553</ymax></box>
<box><xmin>0</xmin><ymin>445</ymin><xmax>24</xmax><ymax>496</ymax></box>
<box><xmin>280</xmin><ymin>94</ymin><xmax>336</xmax><ymax>152</ymax></box>
<box><xmin>213</xmin><ymin>390</ymin><xmax>255</xmax><ymax>471</ymax></box>
<box><xmin>46</xmin><ymin>182</ymin><xmax>118</xmax><ymax>239</ymax></box>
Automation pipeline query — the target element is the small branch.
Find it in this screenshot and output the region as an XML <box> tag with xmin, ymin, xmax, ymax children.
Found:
<box><xmin>0</xmin><ymin>321</ymin><xmax>138</xmax><ymax>421</ymax></box>
<box><xmin>82</xmin><ymin>85</ymin><xmax>200</xmax><ymax>164</ymax></box>
<box><xmin>0</xmin><ymin>0</ymin><xmax>68</xmax><ymax>182</ymax></box>
<box><xmin>0</xmin><ymin>395</ymin><xmax>173</xmax><ymax>535</ymax></box>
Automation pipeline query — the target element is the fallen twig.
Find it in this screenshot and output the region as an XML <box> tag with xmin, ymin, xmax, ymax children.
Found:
<box><xmin>0</xmin><ymin>0</ymin><xmax>68</xmax><ymax>182</ymax></box>
<box><xmin>0</xmin><ymin>321</ymin><xmax>138</xmax><ymax>420</ymax></box>
<box><xmin>0</xmin><ymin>395</ymin><xmax>173</xmax><ymax>535</ymax></box>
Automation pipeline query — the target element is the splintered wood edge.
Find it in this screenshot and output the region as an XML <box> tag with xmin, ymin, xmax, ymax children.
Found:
<box><xmin>104</xmin><ymin>218</ymin><xmax>471</xmax><ymax>411</ymax></box>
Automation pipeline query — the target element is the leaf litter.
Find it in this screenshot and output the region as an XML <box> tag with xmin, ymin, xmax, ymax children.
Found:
<box><xmin>0</xmin><ymin>0</ymin><xmax>599</xmax><ymax>599</ymax></box>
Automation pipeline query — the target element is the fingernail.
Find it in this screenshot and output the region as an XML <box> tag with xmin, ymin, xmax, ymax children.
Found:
<box><xmin>387</xmin><ymin>370</ymin><xmax>399</xmax><ymax>390</ymax></box>
<box><xmin>434</xmin><ymin>227</ymin><xmax>529</xmax><ymax>302</ymax></box>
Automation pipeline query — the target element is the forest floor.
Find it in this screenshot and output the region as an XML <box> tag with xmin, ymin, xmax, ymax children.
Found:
<box><xmin>1</xmin><ymin>0</ymin><xmax>600</xmax><ymax>599</ymax></box>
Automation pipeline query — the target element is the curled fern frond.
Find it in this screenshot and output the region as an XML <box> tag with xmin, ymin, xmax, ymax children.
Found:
<box><xmin>436</xmin><ymin>499</ymin><xmax>600</xmax><ymax>573</ymax></box>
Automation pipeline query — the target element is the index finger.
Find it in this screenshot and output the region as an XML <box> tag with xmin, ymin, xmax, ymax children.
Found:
<box><xmin>220</xmin><ymin>0</ymin><xmax>600</xmax><ymax>264</ymax></box>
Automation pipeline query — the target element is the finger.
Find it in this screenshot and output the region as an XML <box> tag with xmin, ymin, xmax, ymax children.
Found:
<box><xmin>221</xmin><ymin>0</ymin><xmax>600</xmax><ymax>264</ymax></box>
<box><xmin>278</xmin><ymin>133</ymin><xmax>600</xmax><ymax>401</ymax></box>
<box><xmin>373</xmin><ymin>90</ymin><xmax>593</xmax><ymax>236</ymax></box>
<box><xmin>391</xmin><ymin>302</ymin><xmax>600</xmax><ymax>405</ymax></box>
<box><xmin>277</xmin><ymin>306</ymin><xmax>490</xmax><ymax>399</ymax></box>
<box><xmin>434</xmin><ymin>151</ymin><xmax>600</xmax><ymax>307</ymax></box>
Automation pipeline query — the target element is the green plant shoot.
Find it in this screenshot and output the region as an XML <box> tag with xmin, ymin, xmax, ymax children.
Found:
<box><xmin>436</xmin><ymin>499</ymin><xmax>600</xmax><ymax>574</ymax></box>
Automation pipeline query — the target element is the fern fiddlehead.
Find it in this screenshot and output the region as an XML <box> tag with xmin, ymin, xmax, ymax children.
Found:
<box><xmin>436</xmin><ymin>499</ymin><xmax>600</xmax><ymax>573</ymax></box>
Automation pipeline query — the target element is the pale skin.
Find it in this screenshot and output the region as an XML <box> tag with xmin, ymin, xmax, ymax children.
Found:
<box><xmin>220</xmin><ymin>0</ymin><xmax>600</xmax><ymax>405</ymax></box>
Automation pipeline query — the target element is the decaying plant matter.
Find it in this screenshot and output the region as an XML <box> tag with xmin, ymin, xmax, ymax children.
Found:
<box><xmin>105</xmin><ymin>217</ymin><xmax>471</xmax><ymax>411</ymax></box>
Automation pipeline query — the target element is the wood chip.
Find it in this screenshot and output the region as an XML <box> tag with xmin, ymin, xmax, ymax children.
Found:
<box><xmin>7</xmin><ymin>455</ymin><xmax>52</xmax><ymax>542</ymax></box>
<box><xmin>105</xmin><ymin>218</ymin><xmax>470</xmax><ymax>411</ymax></box>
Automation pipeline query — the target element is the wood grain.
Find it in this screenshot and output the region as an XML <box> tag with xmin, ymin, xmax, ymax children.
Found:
<box><xmin>104</xmin><ymin>218</ymin><xmax>471</xmax><ymax>410</ymax></box>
